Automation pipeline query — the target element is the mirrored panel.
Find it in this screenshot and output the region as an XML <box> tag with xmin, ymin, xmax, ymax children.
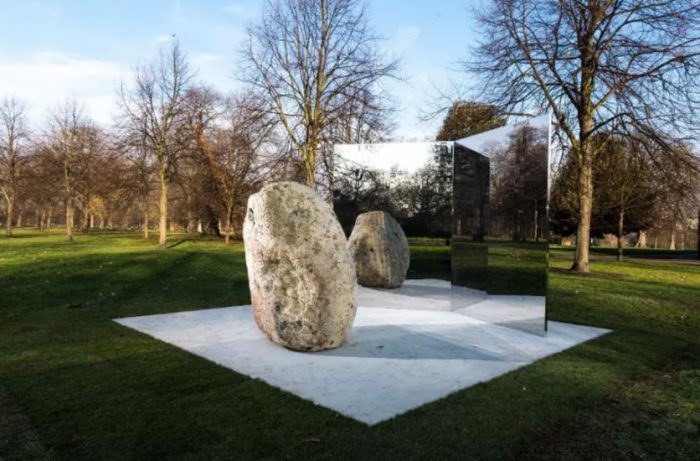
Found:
<box><xmin>452</xmin><ymin>115</ymin><xmax>550</xmax><ymax>334</ymax></box>
<box><xmin>333</xmin><ymin>115</ymin><xmax>550</xmax><ymax>335</ymax></box>
<box><xmin>333</xmin><ymin>142</ymin><xmax>453</xmax><ymax>282</ymax></box>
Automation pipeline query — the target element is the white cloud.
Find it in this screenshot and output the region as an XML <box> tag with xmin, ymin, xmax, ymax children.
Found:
<box><xmin>0</xmin><ymin>52</ymin><xmax>127</xmax><ymax>128</ymax></box>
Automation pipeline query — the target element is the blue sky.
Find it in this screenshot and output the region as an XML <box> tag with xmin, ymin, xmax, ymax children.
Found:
<box><xmin>0</xmin><ymin>0</ymin><xmax>480</xmax><ymax>139</ymax></box>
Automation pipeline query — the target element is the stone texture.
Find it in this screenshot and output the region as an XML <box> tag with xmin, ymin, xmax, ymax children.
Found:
<box><xmin>348</xmin><ymin>211</ymin><xmax>410</xmax><ymax>288</ymax></box>
<box><xmin>243</xmin><ymin>181</ymin><xmax>357</xmax><ymax>351</ymax></box>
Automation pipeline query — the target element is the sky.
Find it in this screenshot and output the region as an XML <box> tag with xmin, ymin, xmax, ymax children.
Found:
<box><xmin>0</xmin><ymin>0</ymin><xmax>481</xmax><ymax>140</ymax></box>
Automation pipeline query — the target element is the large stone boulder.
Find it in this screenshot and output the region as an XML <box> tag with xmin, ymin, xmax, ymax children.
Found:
<box><xmin>348</xmin><ymin>211</ymin><xmax>410</xmax><ymax>288</ymax></box>
<box><xmin>243</xmin><ymin>182</ymin><xmax>357</xmax><ymax>351</ymax></box>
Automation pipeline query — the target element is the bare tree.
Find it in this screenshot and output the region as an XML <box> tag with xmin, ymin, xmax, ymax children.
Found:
<box><xmin>185</xmin><ymin>89</ymin><xmax>276</xmax><ymax>243</ymax></box>
<box><xmin>23</xmin><ymin>143</ymin><xmax>62</xmax><ymax>231</ymax></box>
<box><xmin>89</xmin><ymin>139</ymin><xmax>139</xmax><ymax>232</ymax></box>
<box><xmin>0</xmin><ymin>97</ymin><xmax>29</xmax><ymax>237</ymax></box>
<box><xmin>74</xmin><ymin>129</ymin><xmax>110</xmax><ymax>234</ymax></box>
<box><xmin>593</xmin><ymin>137</ymin><xmax>658</xmax><ymax>261</ymax></box>
<box><xmin>240</xmin><ymin>0</ymin><xmax>397</xmax><ymax>187</ymax></box>
<box><xmin>127</xmin><ymin>143</ymin><xmax>156</xmax><ymax>238</ymax></box>
<box><xmin>470</xmin><ymin>0</ymin><xmax>700</xmax><ymax>272</ymax></box>
<box><xmin>46</xmin><ymin>99</ymin><xmax>97</xmax><ymax>242</ymax></box>
<box><xmin>118</xmin><ymin>40</ymin><xmax>193</xmax><ymax>247</ymax></box>
<box><xmin>652</xmin><ymin>147</ymin><xmax>700</xmax><ymax>250</ymax></box>
<box><xmin>112</xmin><ymin>128</ymin><xmax>158</xmax><ymax>238</ymax></box>
<box><xmin>180</xmin><ymin>86</ymin><xmax>224</xmax><ymax>234</ymax></box>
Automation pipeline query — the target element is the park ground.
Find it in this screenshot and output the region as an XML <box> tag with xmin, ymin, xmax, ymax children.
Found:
<box><xmin>0</xmin><ymin>230</ymin><xmax>699</xmax><ymax>460</ymax></box>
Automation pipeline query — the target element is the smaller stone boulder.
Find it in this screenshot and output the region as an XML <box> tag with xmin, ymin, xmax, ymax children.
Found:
<box><xmin>348</xmin><ymin>211</ymin><xmax>410</xmax><ymax>288</ymax></box>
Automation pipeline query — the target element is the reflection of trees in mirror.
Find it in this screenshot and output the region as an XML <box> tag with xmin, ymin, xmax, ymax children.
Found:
<box><xmin>452</xmin><ymin>122</ymin><xmax>549</xmax><ymax>303</ymax></box>
<box><xmin>436</xmin><ymin>101</ymin><xmax>505</xmax><ymax>141</ymax></box>
<box><xmin>490</xmin><ymin>125</ymin><xmax>549</xmax><ymax>242</ymax></box>
<box><xmin>333</xmin><ymin>144</ymin><xmax>452</xmax><ymax>238</ymax></box>
<box><xmin>452</xmin><ymin>147</ymin><xmax>489</xmax><ymax>241</ymax></box>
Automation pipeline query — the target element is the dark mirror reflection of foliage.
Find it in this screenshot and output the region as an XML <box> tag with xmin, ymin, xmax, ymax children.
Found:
<box><xmin>436</xmin><ymin>101</ymin><xmax>506</xmax><ymax>141</ymax></box>
<box><xmin>489</xmin><ymin>125</ymin><xmax>549</xmax><ymax>241</ymax></box>
<box><xmin>333</xmin><ymin>143</ymin><xmax>452</xmax><ymax>238</ymax></box>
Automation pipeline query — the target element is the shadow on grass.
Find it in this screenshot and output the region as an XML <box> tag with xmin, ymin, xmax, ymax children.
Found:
<box><xmin>166</xmin><ymin>238</ymin><xmax>191</xmax><ymax>249</ymax></box>
<box><xmin>550</xmin><ymin>267</ymin><xmax>629</xmax><ymax>280</ymax></box>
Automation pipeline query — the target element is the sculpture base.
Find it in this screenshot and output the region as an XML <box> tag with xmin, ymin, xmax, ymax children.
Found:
<box><xmin>115</xmin><ymin>282</ymin><xmax>609</xmax><ymax>425</ymax></box>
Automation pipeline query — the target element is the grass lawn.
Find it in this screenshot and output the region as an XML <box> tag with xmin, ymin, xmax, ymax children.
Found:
<box><xmin>0</xmin><ymin>230</ymin><xmax>699</xmax><ymax>460</ymax></box>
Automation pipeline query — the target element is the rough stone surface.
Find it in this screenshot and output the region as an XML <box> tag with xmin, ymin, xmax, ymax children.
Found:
<box><xmin>348</xmin><ymin>211</ymin><xmax>410</xmax><ymax>288</ymax></box>
<box><xmin>243</xmin><ymin>181</ymin><xmax>357</xmax><ymax>351</ymax></box>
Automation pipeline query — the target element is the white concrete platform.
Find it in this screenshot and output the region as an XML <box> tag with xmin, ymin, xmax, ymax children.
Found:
<box><xmin>360</xmin><ymin>279</ymin><xmax>546</xmax><ymax>335</ymax></box>
<box><xmin>115</xmin><ymin>281</ymin><xmax>609</xmax><ymax>425</ymax></box>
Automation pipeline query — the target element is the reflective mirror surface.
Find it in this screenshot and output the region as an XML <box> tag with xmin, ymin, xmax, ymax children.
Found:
<box><xmin>333</xmin><ymin>142</ymin><xmax>453</xmax><ymax>281</ymax></box>
<box><xmin>334</xmin><ymin>115</ymin><xmax>550</xmax><ymax>335</ymax></box>
<box><xmin>452</xmin><ymin>115</ymin><xmax>550</xmax><ymax>334</ymax></box>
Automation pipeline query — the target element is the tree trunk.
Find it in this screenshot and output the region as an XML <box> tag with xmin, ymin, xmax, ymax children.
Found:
<box><xmin>143</xmin><ymin>211</ymin><xmax>149</xmax><ymax>239</ymax></box>
<box><xmin>66</xmin><ymin>197</ymin><xmax>74</xmax><ymax>242</ymax></box>
<box><xmin>533</xmin><ymin>204</ymin><xmax>539</xmax><ymax>242</ymax></box>
<box><xmin>572</xmin><ymin>142</ymin><xmax>594</xmax><ymax>272</ymax></box>
<box><xmin>669</xmin><ymin>225</ymin><xmax>676</xmax><ymax>250</ymax></box>
<box><xmin>47</xmin><ymin>207</ymin><xmax>53</xmax><ymax>229</ymax></box>
<box><xmin>303</xmin><ymin>144</ymin><xmax>317</xmax><ymax>187</ymax></box>
<box><xmin>34</xmin><ymin>209</ymin><xmax>41</xmax><ymax>228</ymax></box>
<box><xmin>224</xmin><ymin>204</ymin><xmax>233</xmax><ymax>245</ymax></box>
<box><xmin>40</xmin><ymin>209</ymin><xmax>46</xmax><ymax>231</ymax></box>
<box><xmin>4</xmin><ymin>197</ymin><xmax>13</xmax><ymax>237</ymax></box>
<box><xmin>158</xmin><ymin>172</ymin><xmax>168</xmax><ymax>247</ymax></box>
<box><xmin>636</xmin><ymin>230</ymin><xmax>647</xmax><ymax>248</ymax></box>
<box><xmin>81</xmin><ymin>208</ymin><xmax>90</xmax><ymax>234</ymax></box>
<box><xmin>617</xmin><ymin>209</ymin><xmax>624</xmax><ymax>262</ymax></box>
<box><xmin>16</xmin><ymin>210</ymin><xmax>23</xmax><ymax>228</ymax></box>
<box><xmin>680</xmin><ymin>230</ymin><xmax>685</xmax><ymax>251</ymax></box>
<box><xmin>186</xmin><ymin>198</ymin><xmax>196</xmax><ymax>233</ymax></box>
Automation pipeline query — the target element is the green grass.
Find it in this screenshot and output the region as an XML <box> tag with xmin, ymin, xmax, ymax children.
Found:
<box><xmin>1</xmin><ymin>230</ymin><xmax>699</xmax><ymax>460</ymax></box>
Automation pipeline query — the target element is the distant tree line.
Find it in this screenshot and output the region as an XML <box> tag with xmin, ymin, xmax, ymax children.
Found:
<box><xmin>0</xmin><ymin>0</ymin><xmax>395</xmax><ymax>246</ymax></box>
<box><xmin>551</xmin><ymin>135</ymin><xmax>700</xmax><ymax>259</ymax></box>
